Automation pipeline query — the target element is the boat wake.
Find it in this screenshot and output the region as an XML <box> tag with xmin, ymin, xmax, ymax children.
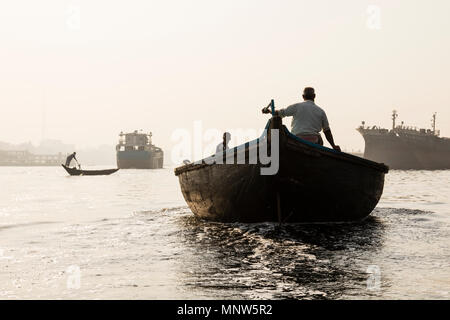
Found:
<box><xmin>166</xmin><ymin>206</ymin><xmax>446</xmax><ymax>299</ymax></box>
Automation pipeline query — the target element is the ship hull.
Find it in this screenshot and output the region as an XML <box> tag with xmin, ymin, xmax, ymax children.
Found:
<box><xmin>359</xmin><ymin>130</ymin><xmax>450</xmax><ymax>170</ymax></box>
<box><xmin>116</xmin><ymin>150</ymin><xmax>163</xmax><ymax>169</ymax></box>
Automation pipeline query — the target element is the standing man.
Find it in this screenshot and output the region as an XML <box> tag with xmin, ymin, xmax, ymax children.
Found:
<box><xmin>65</xmin><ymin>152</ymin><xmax>78</xmax><ymax>167</ymax></box>
<box><xmin>264</xmin><ymin>87</ymin><xmax>341</xmax><ymax>151</ymax></box>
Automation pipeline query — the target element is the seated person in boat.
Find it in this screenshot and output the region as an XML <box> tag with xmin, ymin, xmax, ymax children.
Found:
<box><xmin>268</xmin><ymin>87</ymin><xmax>341</xmax><ymax>151</ymax></box>
<box><xmin>216</xmin><ymin>132</ymin><xmax>231</xmax><ymax>153</ymax></box>
<box><xmin>65</xmin><ymin>152</ymin><xmax>78</xmax><ymax>166</ymax></box>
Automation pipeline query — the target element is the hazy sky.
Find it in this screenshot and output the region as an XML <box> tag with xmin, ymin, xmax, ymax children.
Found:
<box><xmin>1</xmin><ymin>0</ymin><xmax>449</xmax><ymax>155</ymax></box>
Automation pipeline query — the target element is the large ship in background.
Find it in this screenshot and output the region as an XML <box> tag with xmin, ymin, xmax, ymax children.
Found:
<box><xmin>357</xmin><ymin>111</ymin><xmax>450</xmax><ymax>170</ymax></box>
<box><xmin>116</xmin><ymin>130</ymin><xmax>164</xmax><ymax>169</ymax></box>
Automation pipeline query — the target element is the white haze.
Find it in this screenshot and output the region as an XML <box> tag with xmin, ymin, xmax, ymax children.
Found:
<box><xmin>0</xmin><ymin>0</ymin><xmax>449</xmax><ymax>164</ymax></box>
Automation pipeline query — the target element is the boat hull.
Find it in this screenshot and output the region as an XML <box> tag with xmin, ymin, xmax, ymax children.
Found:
<box><xmin>62</xmin><ymin>165</ymin><xmax>119</xmax><ymax>176</ymax></box>
<box><xmin>175</xmin><ymin>119</ymin><xmax>388</xmax><ymax>223</ymax></box>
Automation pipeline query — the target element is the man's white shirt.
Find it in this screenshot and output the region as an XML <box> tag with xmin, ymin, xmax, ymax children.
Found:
<box><xmin>278</xmin><ymin>100</ymin><xmax>330</xmax><ymax>136</ymax></box>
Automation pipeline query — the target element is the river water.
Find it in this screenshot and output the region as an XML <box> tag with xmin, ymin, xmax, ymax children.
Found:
<box><xmin>0</xmin><ymin>167</ymin><xmax>448</xmax><ymax>299</ymax></box>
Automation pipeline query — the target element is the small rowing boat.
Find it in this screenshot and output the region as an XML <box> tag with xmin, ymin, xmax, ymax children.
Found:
<box><xmin>61</xmin><ymin>164</ymin><xmax>119</xmax><ymax>176</ymax></box>
<box><xmin>174</xmin><ymin>101</ymin><xmax>389</xmax><ymax>223</ymax></box>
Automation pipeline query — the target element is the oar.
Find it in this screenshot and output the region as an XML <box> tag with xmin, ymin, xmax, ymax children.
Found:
<box><xmin>262</xmin><ymin>100</ymin><xmax>282</xmax><ymax>226</ymax></box>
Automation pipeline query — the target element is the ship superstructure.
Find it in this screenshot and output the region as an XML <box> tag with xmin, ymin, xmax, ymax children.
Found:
<box><xmin>357</xmin><ymin>111</ymin><xmax>450</xmax><ymax>169</ymax></box>
<box><xmin>116</xmin><ymin>130</ymin><xmax>164</xmax><ymax>169</ymax></box>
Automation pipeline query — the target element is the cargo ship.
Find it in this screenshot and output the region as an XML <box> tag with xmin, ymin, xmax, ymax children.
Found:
<box><xmin>116</xmin><ymin>130</ymin><xmax>164</xmax><ymax>169</ymax></box>
<box><xmin>357</xmin><ymin>111</ymin><xmax>450</xmax><ymax>169</ymax></box>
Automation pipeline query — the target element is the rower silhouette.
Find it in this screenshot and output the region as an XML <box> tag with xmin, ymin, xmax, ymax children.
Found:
<box><xmin>65</xmin><ymin>152</ymin><xmax>78</xmax><ymax>167</ymax></box>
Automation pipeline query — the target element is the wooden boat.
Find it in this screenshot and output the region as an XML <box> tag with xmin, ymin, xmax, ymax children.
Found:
<box><xmin>174</xmin><ymin>108</ymin><xmax>389</xmax><ymax>223</ymax></box>
<box><xmin>61</xmin><ymin>164</ymin><xmax>119</xmax><ymax>176</ymax></box>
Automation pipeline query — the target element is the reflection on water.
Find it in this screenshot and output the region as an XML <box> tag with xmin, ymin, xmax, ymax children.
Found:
<box><xmin>175</xmin><ymin>205</ymin><xmax>449</xmax><ymax>300</ymax></box>
<box><xmin>177</xmin><ymin>214</ymin><xmax>386</xmax><ymax>299</ymax></box>
<box><xmin>0</xmin><ymin>168</ymin><xmax>448</xmax><ymax>299</ymax></box>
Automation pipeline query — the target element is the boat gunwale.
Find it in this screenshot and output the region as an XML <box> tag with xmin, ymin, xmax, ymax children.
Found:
<box><xmin>174</xmin><ymin>122</ymin><xmax>389</xmax><ymax>176</ymax></box>
<box><xmin>61</xmin><ymin>164</ymin><xmax>119</xmax><ymax>175</ymax></box>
